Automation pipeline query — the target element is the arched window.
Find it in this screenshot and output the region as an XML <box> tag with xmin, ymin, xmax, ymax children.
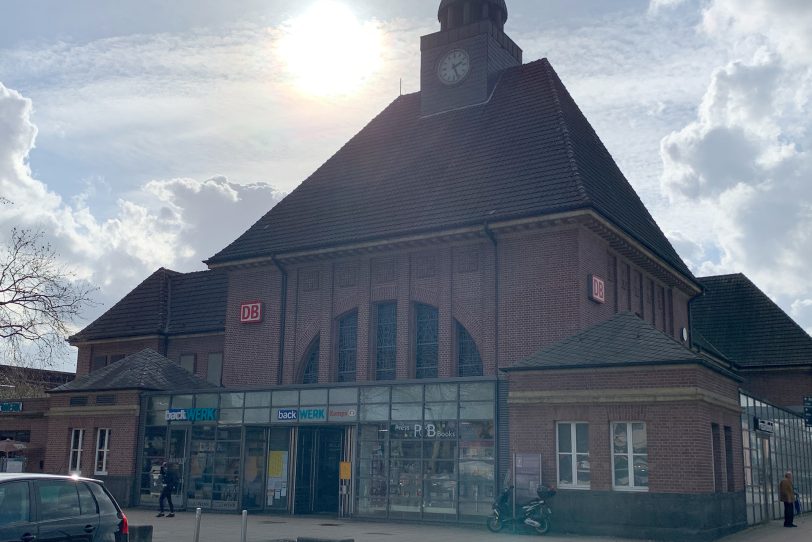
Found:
<box><xmin>337</xmin><ymin>312</ymin><xmax>358</xmax><ymax>382</ymax></box>
<box><xmin>415</xmin><ymin>304</ymin><xmax>438</xmax><ymax>379</ymax></box>
<box><xmin>376</xmin><ymin>303</ymin><xmax>397</xmax><ymax>380</ymax></box>
<box><xmin>301</xmin><ymin>337</ymin><xmax>320</xmax><ymax>384</ymax></box>
<box><xmin>457</xmin><ymin>322</ymin><xmax>483</xmax><ymax>377</ymax></box>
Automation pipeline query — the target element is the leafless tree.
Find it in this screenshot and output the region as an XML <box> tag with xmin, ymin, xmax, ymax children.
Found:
<box><xmin>1</xmin><ymin>227</ymin><xmax>95</xmax><ymax>370</ymax></box>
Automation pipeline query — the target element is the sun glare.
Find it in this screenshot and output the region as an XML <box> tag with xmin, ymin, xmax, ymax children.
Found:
<box><xmin>277</xmin><ymin>1</ymin><xmax>383</xmax><ymax>97</ymax></box>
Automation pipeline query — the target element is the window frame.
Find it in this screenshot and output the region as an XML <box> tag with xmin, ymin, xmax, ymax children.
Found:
<box><xmin>556</xmin><ymin>422</ymin><xmax>590</xmax><ymax>489</ymax></box>
<box><xmin>456</xmin><ymin>321</ymin><xmax>483</xmax><ymax>377</ymax></box>
<box><xmin>374</xmin><ymin>302</ymin><xmax>397</xmax><ymax>381</ymax></box>
<box><xmin>611</xmin><ymin>421</ymin><xmax>648</xmax><ymax>491</ymax></box>
<box><xmin>206</xmin><ymin>352</ymin><xmax>223</xmax><ymax>386</ymax></box>
<box><xmin>179</xmin><ymin>353</ymin><xmax>196</xmax><ymax>374</ymax></box>
<box><xmin>414</xmin><ymin>303</ymin><xmax>439</xmax><ymax>379</ymax></box>
<box><xmin>336</xmin><ymin>311</ymin><xmax>358</xmax><ymax>382</ymax></box>
<box><xmin>69</xmin><ymin>428</ymin><xmax>84</xmax><ymax>475</ymax></box>
<box><xmin>95</xmin><ymin>428</ymin><xmax>111</xmax><ymax>475</ymax></box>
<box><xmin>301</xmin><ymin>336</ymin><xmax>320</xmax><ymax>384</ymax></box>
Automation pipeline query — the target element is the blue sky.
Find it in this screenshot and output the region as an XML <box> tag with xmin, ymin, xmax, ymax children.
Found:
<box><xmin>1</xmin><ymin>0</ymin><xmax>811</xmax><ymax>369</ymax></box>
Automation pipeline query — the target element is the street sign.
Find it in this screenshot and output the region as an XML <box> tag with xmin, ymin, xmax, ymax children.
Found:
<box><xmin>804</xmin><ymin>397</ymin><xmax>812</xmax><ymax>428</ymax></box>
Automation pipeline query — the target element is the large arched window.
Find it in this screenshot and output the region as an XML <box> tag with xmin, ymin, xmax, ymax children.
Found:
<box><xmin>301</xmin><ymin>337</ymin><xmax>320</xmax><ymax>384</ymax></box>
<box><xmin>376</xmin><ymin>303</ymin><xmax>397</xmax><ymax>380</ymax></box>
<box><xmin>457</xmin><ymin>322</ymin><xmax>483</xmax><ymax>377</ymax></box>
<box><xmin>337</xmin><ymin>312</ymin><xmax>358</xmax><ymax>382</ymax></box>
<box><xmin>415</xmin><ymin>304</ymin><xmax>438</xmax><ymax>379</ymax></box>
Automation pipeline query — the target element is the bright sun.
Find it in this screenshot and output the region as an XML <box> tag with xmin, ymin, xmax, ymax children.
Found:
<box><xmin>277</xmin><ymin>1</ymin><xmax>383</xmax><ymax>97</ymax></box>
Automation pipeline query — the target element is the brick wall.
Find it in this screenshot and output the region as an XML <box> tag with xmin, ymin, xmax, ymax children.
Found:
<box><xmin>76</xmin><ymin>338</ymin><xmax>162</xmax><ymax>376</ymax></box>
<box><xmin>740</xmin><ymin>367</ymin><xmax>812</xmax><ymax>410</ymax></box>
<box><xmin>508</xmin><ymin>364</ymin><xmax>742</xmax><ymax>494</ymax></box>
<box><xmin>166</xmin><ymin>334</ymin><xmax>225</xmax><ymax>383</ymax></box>
<box><xmin>0</xmin><ymin>397</ymin><xmax>49</xmax><ymax>472</ymax></box>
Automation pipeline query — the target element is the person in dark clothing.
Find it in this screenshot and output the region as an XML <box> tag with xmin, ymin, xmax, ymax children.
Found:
<box><xmin>157</xmin><ymin>462</ymin><xmax>178</xmax><ymax>517</ymax></box>
<box><xmin>780</xmin><ymin>471</ymin><xmax>797</xmax><ymax>528</ymax></box>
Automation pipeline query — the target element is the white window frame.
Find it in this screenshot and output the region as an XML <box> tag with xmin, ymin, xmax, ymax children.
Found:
<box><xmin>95</xmin><ymin>428</ymin><xmax>111</xmax><ymax>475</ymax></box>
<box><xmin>556</xmin><ymin>422</ymin><xmax>590</xmax><ymax>489</ymax></box>
<box><xmin>69</xmin><ymin>428</ymin><xmax>84</xmax><ymax>475</ymax></box>
<box><xmin>611</xmin><ymin>421</ymin><xmax>648</xmax><ymax>491</ymax></box>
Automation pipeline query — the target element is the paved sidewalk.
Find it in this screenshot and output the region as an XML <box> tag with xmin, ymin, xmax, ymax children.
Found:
<box><xmin>124</xmin><ymin>508</ymin><xmax>809</xmax><ymax>542</ymax></box>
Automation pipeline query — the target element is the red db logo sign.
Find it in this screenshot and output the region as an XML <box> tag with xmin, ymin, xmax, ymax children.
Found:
<box><xmin>589</xmin><ymin>275</ymin><xmax>606</xmax><ymax>304</ymax></box>
<box><xmin>240</xmin><ymin>302</ymin><xmax>263</xmax><ymax>324</ymax></box>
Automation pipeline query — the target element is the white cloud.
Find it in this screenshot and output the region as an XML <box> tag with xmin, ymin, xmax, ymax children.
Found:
<box><xmin>660</xmin><ymin>0</ymin><xmax>812</xmax><ymax>329</ymax></box>
<box><xmin>0</xmin><ymin>82</ymin><xmax>283</xmax><ymax>368</ymax></box>
<box><xmin>648</xmin><ymin>0</ymin><xmax>688</xmax><ymax>16</ymax></box>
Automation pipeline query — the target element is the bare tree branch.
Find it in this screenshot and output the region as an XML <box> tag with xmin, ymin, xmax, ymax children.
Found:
<box><xmin>0</xmin><ymin>228</ymin><xmax>96</xmax><ymax>369</ymax></box>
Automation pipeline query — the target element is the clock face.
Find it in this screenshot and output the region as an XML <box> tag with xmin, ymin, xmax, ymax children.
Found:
<box><xmin>437</xmin><ymin>49</ymin><xmax>471</xmax><ymax>85</ymax></box>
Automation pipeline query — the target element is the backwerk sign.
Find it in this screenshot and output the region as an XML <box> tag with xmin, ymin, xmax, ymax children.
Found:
<box><xmin>165</xmin><ymin>408</ymin><xmax>219</xmax><ymax>422</ymax></box>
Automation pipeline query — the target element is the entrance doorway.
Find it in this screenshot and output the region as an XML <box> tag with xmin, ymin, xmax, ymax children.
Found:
<box><xmin>294</xmin><ymin>427</ymin><xmax>344</xmax><ymax>514</ymax></box>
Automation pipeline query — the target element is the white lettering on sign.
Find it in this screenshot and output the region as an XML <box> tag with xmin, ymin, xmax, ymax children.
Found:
<box><xmin>589</xmin><ymin>275</ymin><xmax>606</xmax><ymax>304</ymax></box>
<box><xmin>240</xmin><ymin>302</ymin><xmax>263</xmax><ymax>323</ymax></box>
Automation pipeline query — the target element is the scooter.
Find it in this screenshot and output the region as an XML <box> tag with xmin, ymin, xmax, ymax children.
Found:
<box><xmin>486</xmin><ymin>484</ymin><xmax>556</xmax><ymax>535</ymax></box>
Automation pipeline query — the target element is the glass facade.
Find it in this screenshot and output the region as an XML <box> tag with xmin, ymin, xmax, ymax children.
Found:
<box><xmin>139</xmin><ymin>380</ymin><xmax>496</xmax><ymax>523</ymax></box>
<box><xmin>740</xmin><ymin>392</ymin><xmax>812</xmax><ymax>525</ymax></box>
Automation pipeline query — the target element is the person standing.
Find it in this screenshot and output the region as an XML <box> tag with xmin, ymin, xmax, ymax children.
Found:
<box><xmin>780</xmin><ymin>471</ymin><xmax>797</xmax><ymax>528</ymax></box>
<box><xmin>157</xmin><ymin>461</ymin><xmax>178</xmax><ymax>517</ymax></box>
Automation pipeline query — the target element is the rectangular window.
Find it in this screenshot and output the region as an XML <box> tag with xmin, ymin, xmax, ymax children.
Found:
<box><xmin>95</xmin><ymin>428</ymin><xmax>111</xmax><ymax>475</ymax></box>
<box><xmin>375</xmin><ymin>303</ymin><xmax>397</xmax><ymax>380</ymax></box>
<box><xmin>724</xmin><ymin>426</ymin><xmax>734</xmax><ymax>492</ymax></box>
<box><xmin>337</xmin><ymin>312</ymin><xmax>358</xmax><ymax>382</ymax></box>
<box><xmin>611</xmin><ymin>422</ymin><xmax>648</xmax><ymax>490</ymax></box>
<box><xmin>415</xmin><ymin>304</ymin><xmax>438</xmax><ymax>379</ymax></box>
<box><xmin>712</xmin><ymin>423</ymin><xmax>722</xmax><ymax>492</ymax></box>
<box><xmin>109</xmin><ymin>354</ymin><xmax>126</xmax><ymax>364</ymax></box>
<box><xmin>180</xmin><ymin>354</ymin><xmax>196</xmax><ymax>374</ymax></box>
<box><xmin>557</xmin><ymin>422</ymin><xmax>590</xmax><ymax>488</ymax></box>
<box><xmin>91</xmin><ymin>356</ymin><xmax>107</xmax><ymax>372</ymax></box>
<box><xmin>207</xmin><ymin>353</ymin><xmax>223</xmax><ymax>386</ymax></box>
<box><xmin>69</xmin><ymin>428</ymin><xmax>84</xmax><ymax>474</ymax></box>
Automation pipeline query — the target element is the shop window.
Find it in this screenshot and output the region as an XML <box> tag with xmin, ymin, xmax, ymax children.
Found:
<box><xmin>337</xmin><ymin>313</ymin><xmax>357</xmax><ymax>382</ymax></box>
<box><xmin>557</xmin><ymin>422</ymin><xmax>590</xmax><ymax>488</ymax></box>
<box><xmin>376</xmin><ymin>303</ymin><xmax>397</xmax><ymax>380</ymax></box>
<box><xmin>69</xmin><ymin>428</ymin><xmax>84</xmax><ymax>475</ymax></box>
<box><xmin>301</xmin><ymin>337</ymin><xmax>320</xmax><ymax>384</ymax></box>
<box><xmin>456</xmin><ymin>322</ymin><xmax>482</xmax><ymax>377</ymax></box>
<box><xmin>415</xmin><ymin>304</ymin><xmax>438</xmax><ymax>379</ymax></box>
<box><xmin>95</xmin><ymin>428</ymin><xmax>111</xmax><ymax>475</ymax></box>
<box><xmin>611</xmin><ymin>422</ymin><xmax>648</xmax><ymax>490</ymax></box>
<box><xmin>207</xmin><ymin>353</ymin><xmax>223</xmax><ymax>386</ymax></box>
<box><xmin>180</xmin><ymin>354</ymin><xmax>196</xmax><ymax>374</ymax></box>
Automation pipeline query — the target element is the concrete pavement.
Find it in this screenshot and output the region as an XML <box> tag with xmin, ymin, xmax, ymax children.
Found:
<box><xmin>124</xmin><ymin>508</ymin><xmax>809</xmax><ymax>542</ymax></box>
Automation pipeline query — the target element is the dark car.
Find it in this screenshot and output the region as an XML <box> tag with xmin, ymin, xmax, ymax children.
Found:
<box><xmin>0</xmin><ymin>473</ymin><xmax>129</xmax><ymax>542</ymax></box>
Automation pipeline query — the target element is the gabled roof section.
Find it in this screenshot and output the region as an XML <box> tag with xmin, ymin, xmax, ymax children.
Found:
<box><xmin>206</xmin><ymin>59</ymin><xmax>691</xmax><ymax>281</ymax></box>
<box><xmin>693</xmin><ymin>274</ymin><xmax>812</xmax><ymax>368</ymax></box>
<box><xmin>69</xmin><ymin>269</ymin><xmax>227</xmax><ymax>343</ymax></box>
<box><xmin>51</xmin><ymin>349</ymin><xmax>216</xmax><ymax>393</ymax></box>
<box><xmin>508</xmin><ymin>312</ymin><xmax>714</xmax><ymax>372</ymax></box>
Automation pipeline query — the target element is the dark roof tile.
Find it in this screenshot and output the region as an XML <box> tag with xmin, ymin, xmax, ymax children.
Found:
<box><xmin>693</xmin><ymin>274</ymin><xmax>812</xmax><ymax>368</ymax></box>
<box><xmin>207</xmin><ymin>59</ymin><xmax>691</xmax><ymax>280</ymax></box>
<box><xmin>51</xmin><ymin>349</ymin><xmax>217</xmax><ymax>393</ymax></box>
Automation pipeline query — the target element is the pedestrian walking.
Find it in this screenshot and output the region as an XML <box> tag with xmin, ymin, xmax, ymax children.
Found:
<box><xmin>780</xmin><ymin>470</ymin><xmax>797</xmax><ymax>528</ymax></box>
<box><xmin>157</xmin><ymin>461</ymin><xmax>178</xmax><ymax>517</ymax></box>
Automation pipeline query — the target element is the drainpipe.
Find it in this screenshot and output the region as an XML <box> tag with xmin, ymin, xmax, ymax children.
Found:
<box><xmin>272</xmin><ymin>257</ymin><xmax>288</xmax><ymax>386</ymax></box>
<box><xmin>484</xmin><ymin>223</ymin><xmax>499</xmax><ymax>367</ymax></box>
<box><xmin>687</xmin><ymin>286</ymin><xmax>704</xmax><ymax>351</ymax></box>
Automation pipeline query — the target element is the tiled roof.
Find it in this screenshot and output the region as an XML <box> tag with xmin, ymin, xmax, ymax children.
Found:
<box><xmin>508</xmin><ymin>312</ymin><xmax>704</xmax><ymax>371</ymax></box>
<box><xmin>693</xmin><ymin>274</ymin><xmax>812</xmax><ymax>368</ymax></box>
<box><xmin>207</xmin><ymin>59</ymin><xmax>691</xmax><ymax>280</ymax></box>
<box><xmin>51</xmin><ymin>349</ymin><xmax>217</xmax><ymax>393</ymax></box>
<box><xmin>69</xmin><ymin>269</ymin><xmax>227</xmax><ymax>342</ymax></box>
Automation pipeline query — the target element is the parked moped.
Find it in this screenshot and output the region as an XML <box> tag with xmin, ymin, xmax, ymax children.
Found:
<box><xmin>486</xmin><ymin>484</ymin><xmax>556</xmax><ymax>535</ymax></box>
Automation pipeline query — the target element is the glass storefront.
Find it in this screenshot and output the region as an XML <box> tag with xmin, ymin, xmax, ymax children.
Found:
<box><xmin>138</xmin><ymin>379</ymin><xmax>496</xmax><ymax>523</ymax></box>
<box><xmin>741</xmin><ymin>392</ymin><xmax>812</xmax><ymax>525</ymax></box>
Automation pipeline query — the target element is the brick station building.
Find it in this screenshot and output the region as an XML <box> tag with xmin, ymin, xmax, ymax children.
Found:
<box><xmin>3</xmin><ymin>1</ymin><xmax>812</xmax><ymax>539</ymax></box>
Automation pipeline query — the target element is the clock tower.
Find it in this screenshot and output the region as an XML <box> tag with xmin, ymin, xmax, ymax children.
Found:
<box><xmin>420</xmin><ymin>0</ymin><xmax>522</xmax><ymax>116</ymax></box>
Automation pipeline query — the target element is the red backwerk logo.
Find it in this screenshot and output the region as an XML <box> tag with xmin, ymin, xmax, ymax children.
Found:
<box><xmin>240</xmin><ymin>302</ymin><xmax>263</xmax><ymax>323</ymax></box>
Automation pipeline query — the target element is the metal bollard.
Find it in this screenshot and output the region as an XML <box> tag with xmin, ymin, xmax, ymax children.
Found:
<box><xmin>193</xmin><ymin>508</ymin><xmax>202</xmax><ymax>542</ymax></box>
<box><xmin>240</xmin><ymin>510</ymin><xmax>248</xmax><ymax>542</ymax></box>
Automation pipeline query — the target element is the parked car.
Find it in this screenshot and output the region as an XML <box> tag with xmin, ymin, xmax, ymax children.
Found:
<box><xmin>0</xmin><ymin>473</ymin><xmax>129</xmax><ymax>542</ymax></box>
